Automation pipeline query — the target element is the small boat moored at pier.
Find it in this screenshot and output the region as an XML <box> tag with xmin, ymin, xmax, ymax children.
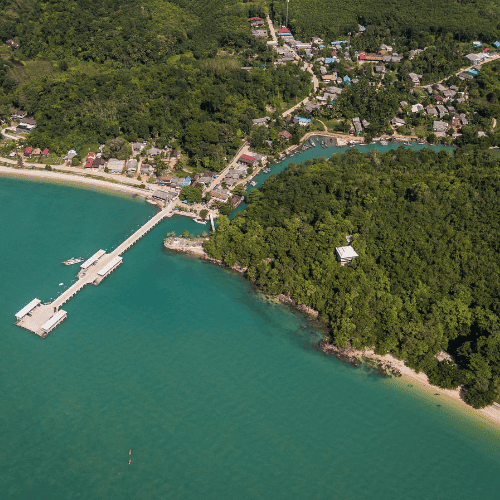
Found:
<box><xmin>62</xmin><ymin>258</ymin><xmax>84</xmax><ymax>266</ymax></box>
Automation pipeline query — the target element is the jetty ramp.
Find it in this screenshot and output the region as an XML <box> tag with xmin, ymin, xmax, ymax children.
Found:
<box><xmin>15</xmin><ymin>204</ymin><xmax>174</xmax><ymax>337</ymax></box>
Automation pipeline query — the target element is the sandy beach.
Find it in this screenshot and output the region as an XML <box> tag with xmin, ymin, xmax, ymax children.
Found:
<box><xmin>321</xmin><ymin>343</ymin><xmax>500</xmax><ymax>426</ymax></box>
<box><xmin>0</xmin><ymin>165</ymin><xmax>150</xmax><ymax>199</ymax></box>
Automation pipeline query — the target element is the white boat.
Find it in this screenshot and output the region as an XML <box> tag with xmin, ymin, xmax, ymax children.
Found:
<box><xmin>380</xmin><ymin>140</ymin><xmax>389</xmax><ymax>146</ymax></box>
<box><xmin>59</xmin><ymin>283</ymin><xmax>64</xmax><ymax>286</ymax></box>
<box><xmin>193</xmin><ymin>218</ymin><xmax>207</xmax><ymax>225</ymax></box>
<box><xmin>62</xmin><ymin>258</ymin><xmax>84</xmax><ymax>266</ymax></box>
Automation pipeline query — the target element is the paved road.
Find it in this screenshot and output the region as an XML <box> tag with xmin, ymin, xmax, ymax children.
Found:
<box><xmin>204</xmin><ymin>142</ymin><xmax>250</xmax><ymax>194</ymax></box>
<box><xmin>428</xmin><ymin>54</ymin><xmax>500</xmax><ymax>86</ymax></box>
<box><xmin>1</xmin><ymin>128</ymin><xmax>20</xmax><ymax>141</ymax></box>
<box><xmin>266</xmin><ymin>15</ymin><xmax>278</xmax><ymax>43</ymax></box>
<box><xmin>265</xmin><ymin>17</ymin><xmax>319</xmax><ymax>118</ymax></box>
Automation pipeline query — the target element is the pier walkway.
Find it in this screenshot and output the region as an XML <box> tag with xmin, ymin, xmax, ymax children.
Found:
<box><xmin>15</xmin><ymin>203</ymin><xmax>175</xmax><ymax>337</ymax></box>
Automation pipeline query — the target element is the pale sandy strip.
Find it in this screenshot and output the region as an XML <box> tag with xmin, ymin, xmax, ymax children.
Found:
<box><xmin>0</xmin><ymin>165</ymin><xmax>149</xmax><ymax>198</ymax></box>
<box><xmin>323</xmin><ymin>344</ymin><xmax>500</xmax><ymax>426</ymax></box>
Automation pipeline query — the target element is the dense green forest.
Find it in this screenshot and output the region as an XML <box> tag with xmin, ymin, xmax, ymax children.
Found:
<box><xmin>11</xmin><ymin>61</ymin><xmax>310</xmax><ymax>163</ymax></box>
<box><xmin>0</xmin><ymin>0</ymin><xmax>265</xmax><ymax>63</ymax></box>
<box><xmin>0</xmin><ymin>0</ymin><xmax>313</xmax><ymax>164</ymax></box>
<box><xmin>205</xmin><ymin>148</ymin><xmax>500</xmax><ymax>408</ymax></box>
<box><xmin>271</xmin><ymin>0</ymin><xmax>500</xmax><ymax>45</ymax></box>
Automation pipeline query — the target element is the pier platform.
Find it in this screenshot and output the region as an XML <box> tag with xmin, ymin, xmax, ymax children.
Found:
<box><xmin>15</xmin><ymin>204</ymin><xmax>174</xmax><ymax>337</ymax></box>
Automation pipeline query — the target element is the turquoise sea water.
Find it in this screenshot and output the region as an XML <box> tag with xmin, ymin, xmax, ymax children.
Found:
<box><xmin>1</xmin><ymin>162</ymin><xmax>499</xmax><ymax>499</ymax></box>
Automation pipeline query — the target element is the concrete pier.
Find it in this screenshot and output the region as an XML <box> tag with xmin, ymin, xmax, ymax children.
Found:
<box><xmin>15</xmin><ymin>203</ymin><xmax>174</xmax><ymax>337</ymax></box>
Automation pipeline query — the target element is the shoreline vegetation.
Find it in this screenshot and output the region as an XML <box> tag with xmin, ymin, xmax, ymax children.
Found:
<box><xmin>163</xmin><ymin>236</ymin><xmax>500</xmax><ymax>426</ymax></box>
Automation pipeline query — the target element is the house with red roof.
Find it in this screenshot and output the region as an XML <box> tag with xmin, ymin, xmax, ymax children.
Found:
<box><xmin>87</xmin><ymin>151</ymin><xmax>95</xmax><ymax>159</ymax></box>
<box><xmin>359</xmin><ymin>53</ymin><xmax>384</xmax><ymax>61</ymax></box>
<box><xmin>279</xmin><ymin>130</ymin><xmax>292</xmax><ymax>140</ymax></box>
<box><xmin>249</xmin><ymin>17</ymin><xmax>262</xmax><ymax>21</ymax></box>
<box><xmin>239</xmin><ymin>154</ymin><xmax>257</xmax><ymax>166</ymax></box>
<box><xmin>41</xmin><ymin>148</ymin><xmax>49</xmax><ymax>157</ymax></box>
<box><xmin>85</xmin><ymin>158</ymin><xmax>94</xmax><ymax>168</ymax></box>
<box><xmin>278</xmin><ymin>28</ymin><xmax>292</xmax><ymax>36</ymax></box>
<box><xmin>24</xmin><ymin>147</ymin><xmax>32</xmax><ymax>156</ymax></box>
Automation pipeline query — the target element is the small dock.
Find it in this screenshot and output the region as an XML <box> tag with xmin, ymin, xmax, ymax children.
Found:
<box><xmin>15</xmin><ymin>204</ymin><xmax>174</xmax><ymax>337</ymax></box>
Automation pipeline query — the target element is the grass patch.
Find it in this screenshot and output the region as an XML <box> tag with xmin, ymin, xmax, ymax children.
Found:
<box><xmin>24</xmin><ymin>60</ymin><xmax>55</xmax><ymax>81</ymax></box>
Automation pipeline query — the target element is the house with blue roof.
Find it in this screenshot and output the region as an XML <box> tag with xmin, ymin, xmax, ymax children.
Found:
<box><xmin>294</xmin><ymin>116</ymin><xmax>312</xmax><ymax>126</ymax></box>
<box><xmin>343</xmin><ymin>75</ymin><xmax>351</xmax><ymax>85</ymax></box>
<box><xmin>494</xmin><ymin>41</ymin><xmax>500</xmax><ymax>48</ymax></box>
<box><xmin>319</xmin><ymin>44</ymin><xmax>325</xmax><ymax>49</ymax></box>
<box><xmin>467</xmin><ymin>69</ymin><xmax>480</xmax><ymax>76</ymax></box>
<box><xmin>331</xmin><ymin>40</ymin><xmax>348</xmax><ymax>45</ymax></box>
<box><xmin>182</xmin><ymin>177</ymin><xmax>191</xmax><ymax>187</ymax></box>
<box><xmin>325</xmin><ymin>57</ymin><xmax>335</xmax><ymax>64</ymax></box>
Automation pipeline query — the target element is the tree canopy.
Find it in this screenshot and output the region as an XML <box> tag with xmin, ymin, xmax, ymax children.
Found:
<box><xmin>205</xmin><ymin>147</ymin><xmax>500</xmax><ymax>408</ymax></box>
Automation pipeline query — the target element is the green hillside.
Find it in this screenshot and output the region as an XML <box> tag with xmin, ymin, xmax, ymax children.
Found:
<box><xmin>271</xmin><ymin>0</ymin><xmax>500</xmax><ymax>44</ymax></box>
<box><xmin>205</xmin><ymin>148</ymin><xmax>500</xmax><ymax>408</ymax></box>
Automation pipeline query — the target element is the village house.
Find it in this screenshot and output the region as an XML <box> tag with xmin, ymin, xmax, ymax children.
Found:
<box><xmin>408</xmin><ymin>72</ymin><xmax>422</xmax><ymax>85</ymax></box>
<box><xmin>358</xmin><ymin>53</ymin><xmax>384</xmax><ymax>62</ymax></box>
<box><xmin>238</xmin><ymin>154</ymin><xmax>257</xmax><ymax>167</ymax></box>
<box><xmin>459</xmin><ymin>113</ymin><xmax>468</xmax><ymax>126</ymax></box>
<box><xmin>250</xmin><ymin>19</ymin><xmax>265</xmax><ymax>27</ymax></box>
<box><xmin>6</xmin><ymin>39</ymin><xmax>19</xmax><ymax>49</ymax></box>
<box><xmin>380</xmin><ymin>44</ymin><xmax>393</xmax><ymax>52</ymax></box>
<box><xmin>64</xmin><ymin>149</ymin><xmax>77</xmax><ymax>162</ymax></box>
<box><xmin>24</xmin><ymin>147</ymin><xmax>32</xmax><ymax>156</ymax></box>
<box><xmin>335</xmin><ymin>246</ymin><xmax>359</xmax><ymax>265</ymax></box>
<box><xmin>383</xmin><ymin>54</ymin><xmax>403</xmax><ymax>63</ymax></box>
<box><xmin>107</xmin><ymin>158</ymin><xmax>125</xmax><ymax>173</ymax></box>
<box><xmin>293</xmin><ymin>116</ymin><xmax>312</xmax><ymax>126</ymax></box>
<box><xmin>362</xmin><ymin>119</ymin><xmax>370</xmax><ymax>129</ymax></box>
<box><xmin>16</xmin><ymin>117</ymin><xmax>37</xmax><ymax>133</ymax></box>
<box><xmin>465</xmin><ymin>53</ymin><xmax>485</xmax><ymax>63</ymax></box>
<box><xmin>443</xmin><ymin>89</ymin><xmax>456</xmax><ymax>100</ymax></box>
<box><xmin>153</xmin><ymin>190</ymin><xmax>175</xmax><ymax>203</ymax></box>
<box><xmin>279</xmin><ymin>130</ymin><xmax>292</xmax><ymax>140</ymax></box>
<box><xmin>92</xmin><ymin>158</ymin><xmax>105</xmax><ymax>169</ymax></box>
<box><xmin>41</xmin><ymin>148</ymin><xmax>49</xmax><ymax>157</ymax></box>
<box><xmin>391</xmin><ymin>117</ymin><xmax>405</xmax><ymax>127</ymax></box>
<box><xmin>147</xmin><ymin>147</ymin><xmax>162</xmax><ymax>157</ymax></box>
<box><xmin>311</xmin><ymin>37</ymin><xmax>323</xmax><ymax>44</ymax></box>
<box><xmin>11</xmin><ymin>109</ymin><xmax>26</xmax><ymax>120</ymax></box>
<box><xmin>132</xmin><ymin>142</ymin><xmax>144</xmax><ymax>154</ymax></box>
<box><xmin>426</xmin><ymin>106</ymin><xmax>438</xmax><ymax>117</ymax></box>
<box><xmin>436</xmin><ymin>105</ymin><xmax>448</xmax><ymax>118</ymax></box>
<box><xmin>140</xmin><ymin>163</ymin><xmax>154</xmax><ymax>175</ymax></box>
<box><xmin>322</xmin><ymin>74</ymin><xmax>337</xmax><ymax>82</ymax></box>
<box><xmin>352</xmin><ymin>117</ymin><xmax>363</xmax><ymax>134</ymax></box>
<box><xmin>127</xmin><ymin>159</ymin><xmax>138</xmax><ymax>173</ymax></box>
<box><xmin>277</xmin><ymin>28</ymin><xmax>292</xmax><ymax>37</ymax></box>
<box><xmin>252</xmin><ymin>29</ymin><xmax>268</xmax><ymax>39</ymax></box>
<box><xmin>374</xmin><ymin>65</ymin><xmax>386</xmax><ymax>74</ymax></box>
<box><xmin>433</xmin><ymin>120</ymin><xmax>449</xmax><ymax>133</ymax></box>
<box><xmin>304</xmin><ymin>102</ymin><xmax>320</xmax><ymax>113</ymax></box>
<box><xmin>411</xmin><ymin>103</ymin><xmax>424</xmax><ymax>113</ymax></box>
<box><xmin>252</xmin><ymin>116</ymin><xmax>271</xmax><ymax>126</ymax></box>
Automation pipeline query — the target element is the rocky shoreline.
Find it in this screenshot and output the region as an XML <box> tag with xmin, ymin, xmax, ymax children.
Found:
<box><xmin>163</xmin><ymin>236</ymin><xmax>402</xmax><ymax>378</ymax></box>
